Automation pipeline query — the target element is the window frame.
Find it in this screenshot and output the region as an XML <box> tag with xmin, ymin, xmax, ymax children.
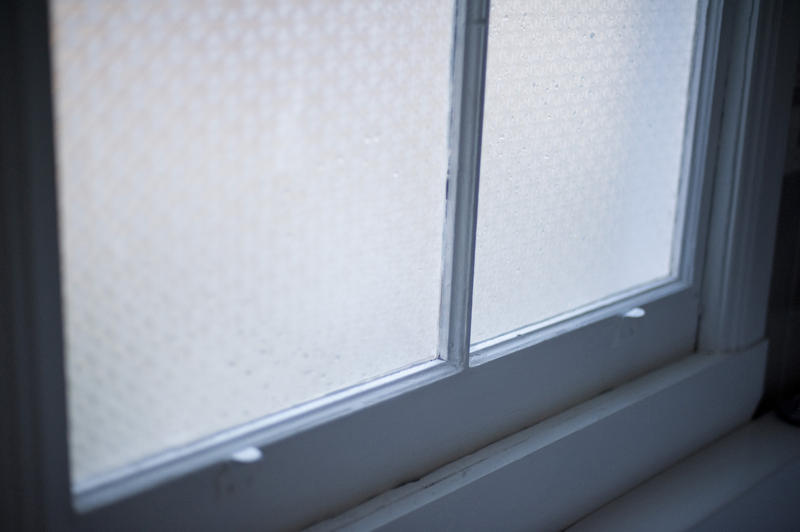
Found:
<box><xmin>2</xmin><ymin>0</ymin><xmax>790</xmax><ymax>530</ymax></box>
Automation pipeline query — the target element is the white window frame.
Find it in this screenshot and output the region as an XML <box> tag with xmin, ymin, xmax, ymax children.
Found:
<box><xmin>1</xmin><ymin>0</ymin><xmax>795</xmax><ymax>530</ymax></box>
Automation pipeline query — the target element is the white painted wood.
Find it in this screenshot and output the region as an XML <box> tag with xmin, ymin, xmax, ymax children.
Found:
<box><xmin>470</xmin><ymin>280</ymin><xmax>693</xmax><ymax>365</ymax></box>
<box><xmin>692</xmin><ymin>458</ymin><xmax>800</xmax><ymax>531</ymax></box>
<box><xmin>3</xmin><ymin>0</ymin><xmax>789</xmax><ymax>530</ymax></box>
<box><xmin>569</xmin><ymin>414</ymin><xmax>800</xmax><ymax>532</ymax></box>
<box><xmin>70</xmin><ymin>1</ymin><xmax>793</xmax><ymax>529</ymax></box>
<box><xmin>698</xmin><ymin>0</ymin><xmax>793</xmax><ymax>352</ymax></box>
<box><xmin>673</xmin><ymin>0</ymin><xmax>716</xmax><ymax>287</ymax></box>
<box><xmin>73</xmin><ymin>359</ymin><xmax>458</xmax><ymax>511</ymax></box>
<box><xmin>311</xmin><ymin>343</ymin><xmax>766</xmax><ymax>531</ymax></box>
<box><xmin>680</xmin><ymin>0</ymin><xmax>729</xmax><ymax>294</ymax></box>
<box><xmin>469</xmin><ymin>0</ymin><xmax>720</xmax><ymax>361</ymax></box>
<box><xmin>438</xmin><ymin>0</ymin><xmax>489</xmax><ymax>368</ymax></box>
<box><xmin>72</xmin><ymin>0</ymin><xmax>711</xmax><ymax>520</ymax></box>
<box><xmin>79</xmin><ymin>291</ymin><xmax>696</xmax><ymax>530</ymax></box>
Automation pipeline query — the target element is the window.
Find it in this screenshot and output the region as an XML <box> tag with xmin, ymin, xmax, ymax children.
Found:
<box><xmin>52</xmin><ymin>0</ymin><xmax>703</xmax><ymax>493</ymax></box>
<box><xmin>3</xmin><ymin>0</ymin><xmax>789</xmax><ymax>530</ymax></box>
<box><xmin>472</xmin><ymin>0</ymin><xmax>698</xmax><ymax>348</ymax></box>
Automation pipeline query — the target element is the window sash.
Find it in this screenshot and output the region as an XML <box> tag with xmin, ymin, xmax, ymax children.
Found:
<box><xmin>1</xmin><ymin>0</ymin><xmax>741</xmax><ymax>529</ymax></box>
<box><xmin>73</xmin><ymin>0</ymin><xmax>715</xmax><ymax>519</ymax></box>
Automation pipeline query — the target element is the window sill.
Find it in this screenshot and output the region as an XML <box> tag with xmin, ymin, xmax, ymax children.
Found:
<box><xmin>311</xmin><ymin>342</ymin><xmax>766</xmax><ymax>531</ymax></box>
<box><xmin>570</xmin><ymin>412</ymin><xmax>800</xmax><ymax>531</ymax></box>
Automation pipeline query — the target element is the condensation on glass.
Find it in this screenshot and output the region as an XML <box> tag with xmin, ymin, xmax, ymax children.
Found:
<box><xmin>471</xmin><ymin>0</ymin><xmax>700</xmax><ymax>346</ymax></box>
<box><xmin>50</xmin><ymin>0</ymin><xmax>453</xmax><ymax>482</ymax></box>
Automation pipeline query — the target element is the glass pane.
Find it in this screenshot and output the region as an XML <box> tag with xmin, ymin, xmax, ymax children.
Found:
<box><xmin>51</xmin><ymin>0</ymin><xmax>453</xmax><ymax>483</ymax></box>
<box><xmin>471</xmin><ymin>0</ymin><xmax>699</xmax><ymax>346</ymax></box>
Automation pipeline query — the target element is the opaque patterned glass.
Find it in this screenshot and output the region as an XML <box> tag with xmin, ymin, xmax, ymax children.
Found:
<box><xmin>471</xmin><ymin>0</ymin><xmax>699</xmax><ymax>345</ymax></box>
<box><xmin>51</xmin><ymin>0</ymin><xmax>453</xmax><ymax>482</ymax></box>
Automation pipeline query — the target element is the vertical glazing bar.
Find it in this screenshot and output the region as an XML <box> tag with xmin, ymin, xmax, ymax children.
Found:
<box><xmin>438</xmin><ymin>0</ymin><xmax>490</xmax><ymax>367</ymax></box>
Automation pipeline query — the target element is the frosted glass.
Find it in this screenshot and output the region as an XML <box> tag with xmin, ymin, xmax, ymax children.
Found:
<box><xmin>471</xmin><ymin>0</ymin><xmax>699</xmax><ymax>345</ymax></box>
<box><xmin>50</xmin><ymin>0</ymin><xmax>453</xmax><ymax>482</ymax></box>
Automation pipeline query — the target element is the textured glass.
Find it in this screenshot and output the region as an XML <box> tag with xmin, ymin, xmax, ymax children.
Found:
<box><xmin>51</xmin><ymin>0</ymin><xmax>453</xmax><ymax>482</ymax></box>
<box><xmin>471</xmin><ymin>0</ymin><xmax>699</xmax><ymax>345</ymax></box>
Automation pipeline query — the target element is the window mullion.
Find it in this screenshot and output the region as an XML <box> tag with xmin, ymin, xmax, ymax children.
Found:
<box><xmin>438</xmin><ymin>0</ymin><xmax>490</xmax><ymax>368</ymax></box>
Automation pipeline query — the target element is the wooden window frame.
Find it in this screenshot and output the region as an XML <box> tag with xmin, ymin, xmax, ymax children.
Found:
<box><xmin>2</xmin><ymin>1</ymin><xmax>795</xmax><ymax>530</ymax></box>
